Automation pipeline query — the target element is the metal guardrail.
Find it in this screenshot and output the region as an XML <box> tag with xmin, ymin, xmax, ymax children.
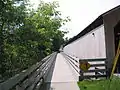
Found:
<box><xmin>0</xmin><ymin>52</ymin><xmax>57</xmax><ymax>90</ymax></box>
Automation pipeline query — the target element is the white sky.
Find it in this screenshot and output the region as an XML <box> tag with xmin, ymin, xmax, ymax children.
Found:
<box><xmin>30</xmin><ymin>0</ymin><xmax>120</xmax><ymax>38</ymax></box>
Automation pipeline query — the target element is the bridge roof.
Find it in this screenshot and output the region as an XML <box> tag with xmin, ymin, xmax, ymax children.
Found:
<box><xmin>64</xmin><ymin>5</ymin><xmax>120</xmax><ymax>46</ymax></box>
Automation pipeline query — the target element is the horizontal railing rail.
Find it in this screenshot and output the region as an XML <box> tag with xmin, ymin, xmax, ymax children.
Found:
<box><xmin>84</xmin><ymin>69</ymin><xmax>107</xmax><ymax>73</ymax></box>
<box><xmin>63</xmin><ymin>53</ymin><xmax>79</xmax><ymax>63</ymax></box>
<box><xmin>79</xmin><ymin>58</ymin><xmax>107</xmax><ymax>80</ymax></box>
<box><xmin>79</xmin><ymin>58</ymin><xmax>106</xmax><ymax>62</ymax></box>
<box><xmin>61</xmin><ymin>53</ymin><xmax>79</xmax><ymax>74</ymax></box>
<box><xmin>90</xmin><ymin>64</ymin><xmax>106</xmax><ymax>67</ymax></box>
<box><xmin>80</xmin><ymin>75</ymin><xmax>107</xmax><ymax>79</ymax></box>
<box><xmin>0</xmin><ymin>52</ymin><xmax>57</xmax><ymax>90</ymax></box>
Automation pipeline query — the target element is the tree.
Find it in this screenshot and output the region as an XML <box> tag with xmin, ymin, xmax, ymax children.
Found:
<box><xmin>30</xmin><ymin>1</ymin><xmax>69</xmax><ymax>52</ymax></box>
<box><xmin>0</xmin><ymin>0</ymin><xmax>27</xmax><ymax>80</ymax></box>
<box><xmin>0</xmin><ymin>0</ymin><xmax>69</xmax><ymax>81</ymax></box>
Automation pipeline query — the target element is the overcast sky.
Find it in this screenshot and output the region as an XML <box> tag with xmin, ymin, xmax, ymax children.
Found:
<box><xmin>30</xmin><ymin>0</ymin><xmax>120</xmax><ymax>38</ymax></box>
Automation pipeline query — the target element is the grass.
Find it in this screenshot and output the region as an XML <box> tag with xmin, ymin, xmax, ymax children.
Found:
<box><xmin>77</xmin><ymin>76</ymin><xmax>120</xmax><ymax>90</ymax></box>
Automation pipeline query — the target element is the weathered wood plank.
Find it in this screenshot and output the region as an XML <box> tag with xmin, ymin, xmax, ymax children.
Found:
<box><xmin>26</xmin><ymin>52</ymin><xmax>57</xmax><ymax>90</ymax></box>
<box><xmin>21</xmin><ymin>53</ymin><xmax>56</xmax><ymax>89</ymax></box>
<box><xmin>62</xmin><ymin>53</ymin><xmax>79</xmax><ymax>63</ymax></box>
<box><xmin>79</xmin><ymin>74</ymin><xmax>107</xmax><ymax>79</ymax></box>
<box><xmin>79</xmin><ymin>58</ymin><xmax>106</xmax><ymax>62</ymax></box>
<box><xmin>84</xmin><ymin>69</ymin><xmax>107</xmax><ymax>72</ymax></box>
<box><xmin>0</xmin><ymin>52</ymin><xmax>56</xmax><ymax>90</ymax></box>
<box><xmin>90</xmin><ymin>64</ymin><xmax>106</xmax><ymax>67</ymax></box>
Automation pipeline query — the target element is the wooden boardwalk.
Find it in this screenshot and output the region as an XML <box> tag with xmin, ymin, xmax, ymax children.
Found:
<box><xmin>45</xmin><ymin>53</ymin><xmax>80</xmax><ymax>90</ymax></box>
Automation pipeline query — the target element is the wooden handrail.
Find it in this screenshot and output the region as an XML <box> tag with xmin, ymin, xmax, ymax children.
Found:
<box><xmin>0</xmin><ymin>52</ymin><xmax>57</xmax><ymax>90</ymax></box>
<box><xmin>62</xmin><ymin>53</ymin><xmax>79</xmax><ymax>74</ymax></box>
<box><xmin>79</xmin><ymin>58</ymin><xmax>106</xmax><ymax>62</ymax></box>
<box><xmin>63</xmin><ymin>53</ymin><xmax>79</xmax><ymax>63</ymax></box>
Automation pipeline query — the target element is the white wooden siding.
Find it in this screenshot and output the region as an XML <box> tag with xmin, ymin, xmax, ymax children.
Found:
<box><xmin>63</xmin><ymin>25</ymin><xmax>106</xmax><ymax>59</ymax></box>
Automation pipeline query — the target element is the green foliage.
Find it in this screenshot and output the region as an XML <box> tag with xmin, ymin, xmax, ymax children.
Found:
<box><xmin>0</xmin><ymin>0</ymin><xmax>69</xmax><ymax>81</ymax></box>
<box><xmin>77</xmin><ymin>76</ymin><xmax>120</xmax><ymax>90</ymax></box>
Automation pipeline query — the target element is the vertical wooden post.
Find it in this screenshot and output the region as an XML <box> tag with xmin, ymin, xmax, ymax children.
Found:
<box><xmin>105</xmin><ymin>60</ymin><xmax>109</xmax><ymax>79</ymax></box>
<box><xmin>95</xmin><ymin>67</ymin><xmax>98</xmax><ymax>79</ymax></box>
<box><xmin>79</xmin><ymin>60</ymin><xmax>84</xmax><ymax>81</ymax></box>
<box><xmin>16</xmin><ymin>85</ymin><xmax>23</xmax><ymax>90</ymax></box>
<box><xmin>79</xmin><ymin>70</ymin><xmax>84</xmax><ymax>81</ymax></box>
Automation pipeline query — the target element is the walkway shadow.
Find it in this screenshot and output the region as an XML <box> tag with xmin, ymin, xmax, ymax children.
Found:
<box><xmin>39</xmin><ymin>54</ymin><xmax>57</xmax><ymax>90</ymax></box>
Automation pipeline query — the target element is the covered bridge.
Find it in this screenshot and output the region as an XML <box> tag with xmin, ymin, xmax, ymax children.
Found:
<box><xmin>63</xmin><ymin>5</ymin><xmax>120</xmax><ymax>76</ymax></box>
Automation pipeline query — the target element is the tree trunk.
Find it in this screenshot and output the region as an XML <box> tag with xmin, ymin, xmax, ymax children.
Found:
<box><xmin>0</xmin><ymin>21</ymin><xmax>6</xmax><ymax>79</ymax></box>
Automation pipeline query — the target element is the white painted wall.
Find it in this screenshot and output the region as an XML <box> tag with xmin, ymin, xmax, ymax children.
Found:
<box><xmin>63</xmin><ymin>25</ymin><xmax>106</xmax><ymax>59</ymax></box>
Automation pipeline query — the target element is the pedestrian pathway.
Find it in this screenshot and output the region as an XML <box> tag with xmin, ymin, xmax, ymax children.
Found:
<box><xmin>45</xmin><ymin>53</ymin><xmax>80</xmax><ymax>90</ymax></box>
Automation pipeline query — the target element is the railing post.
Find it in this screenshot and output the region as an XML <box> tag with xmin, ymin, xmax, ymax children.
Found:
<box><xmin>95</xmin><ymin>67</ymin><xmax>98</xmax><ymax>79</ymax></box>
<box><xmin>79</xmin><ymin>70</ymin><xmax>84</xmax><ymax>81</ymax></box>
<box><xmin>79</xmin><ymin>59</ymin><xmax>84</xmax><ymax>81</ymax></box>
<box><xmin>16</xmin><ymin>84</ymin><xmax>23</xmax><ymax>90</ymax></box>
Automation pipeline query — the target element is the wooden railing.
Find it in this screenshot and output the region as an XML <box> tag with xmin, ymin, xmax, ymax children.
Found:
<box><xmin>61</xmin><ymin>52</ymin><xmax>107</xmax><ymax>80</ymax></box>
<box><xmin>0</xmin><ymin>52</ymin><xmax>57</xmax><ymax>90</ymax></box>
<box><xmin>79</xmin><ymin>58</ymin><xmax>107</xmax><ymax>80</ymax></box>
<box><xmin>61</xmin><ymin>53</ymin><xmax>79</xmax><ymax>74</ymax></box>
